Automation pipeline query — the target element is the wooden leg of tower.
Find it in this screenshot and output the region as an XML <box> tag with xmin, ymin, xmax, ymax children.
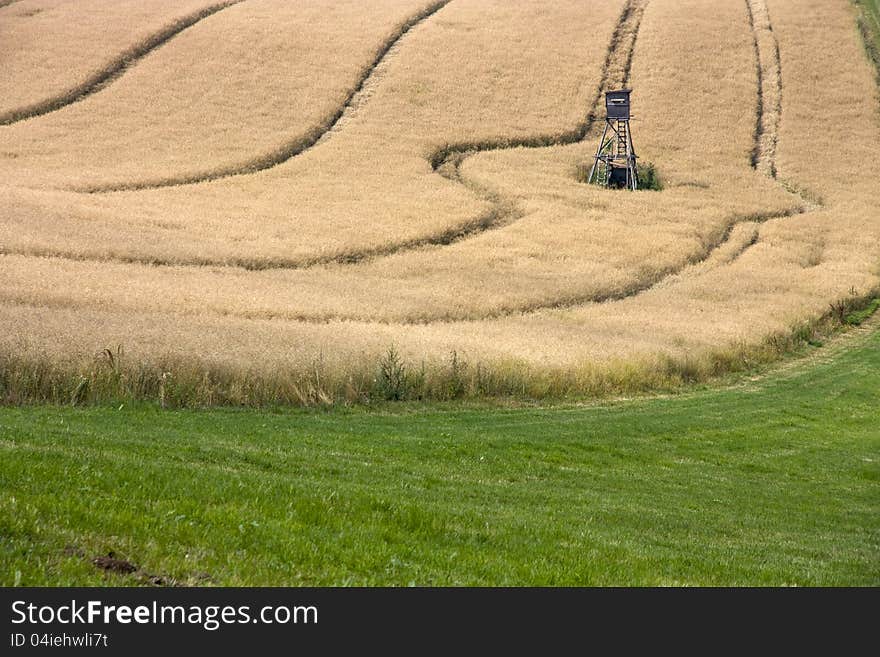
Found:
<box><xmin>630</xmin><ymin>130</ymin><xmax>638</xmax><ymax>190</ymax></box>
<box><xmin>587</xmin><ymin>121</ymin><xmax>610</xmax><ymax>184</ymax></box>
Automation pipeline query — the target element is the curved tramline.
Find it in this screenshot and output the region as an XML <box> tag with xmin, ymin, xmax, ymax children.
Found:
<box><xmin>76</xmin><ymin>0</ymin><xmax>455</xmax><ymax>193</ymax></box>
<box><xmin>0</xmin><ymin>0</ymin><xmax>449</xmax><ymax>193</ymax></box>
<box><xmin>0</xmin><ymin>0</ymin><xmax>877</xmax><ymax>399</ymax></box>
<box><xmin>731</xmin><ymin>0</ymin><xmax>823</xmax><ymax>266</ymax></box>
<box><xmin>0</xmin><ymin>0</ymin><xmax>243</xmax><ymax>125</ymax></box>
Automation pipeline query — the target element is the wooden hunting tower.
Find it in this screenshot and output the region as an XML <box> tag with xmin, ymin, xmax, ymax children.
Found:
<box><xmin>586</xmin><ymin>89</ymin><xmax>639</xmax><ymax>190</ymax></box>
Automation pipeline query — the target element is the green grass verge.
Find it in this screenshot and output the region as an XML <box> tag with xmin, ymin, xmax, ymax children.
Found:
<box><xmin>855</xmin><ymin>0</ymin><xmax>880</xmax><ymax>78</ymax></box>
<box><xmin>1</xmin><ymin>325</ymin><xmax>878</xmax><ymax>586</ymax></box>
<box><xmin>847</xmin><ymin>298</ymin><xmax>880</xmax><ymax>326</ymax></box>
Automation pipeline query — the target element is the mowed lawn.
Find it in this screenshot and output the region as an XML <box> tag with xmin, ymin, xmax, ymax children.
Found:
<box><xmin>1</xmin><ymin>329</ymin><xmax>878</xmax><ymax>586</ymax></box>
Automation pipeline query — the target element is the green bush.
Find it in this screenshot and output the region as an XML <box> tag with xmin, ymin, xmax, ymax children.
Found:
<box><xmin>636</xmin><ymin>161</ymin><xmax>662</xmax><ymax>190</ymax></box>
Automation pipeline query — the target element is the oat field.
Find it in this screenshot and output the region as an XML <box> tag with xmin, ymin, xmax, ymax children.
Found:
<box><xmin>1</xmin><ymin>0</ymin><xmax>878</xmax><ymax>405</ymax></box>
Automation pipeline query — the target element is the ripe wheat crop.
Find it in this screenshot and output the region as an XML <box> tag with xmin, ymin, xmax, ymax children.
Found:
<box><xmin>0</xmin><ymin>0</ymin><xmax>878</xmax><ymax>405</ymax></box>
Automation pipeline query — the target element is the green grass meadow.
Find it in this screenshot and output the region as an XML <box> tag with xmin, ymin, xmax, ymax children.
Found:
<box><xmin>1</xmin><ymin>324</ymin><xmax>877</xmax><ymax>586</ymax></box>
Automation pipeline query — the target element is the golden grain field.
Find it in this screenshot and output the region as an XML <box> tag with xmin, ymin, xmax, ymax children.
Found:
<box><xmin>1</xmin><ymin>0</ymin><xmax>878</xmax><ymax>404</ymax></box>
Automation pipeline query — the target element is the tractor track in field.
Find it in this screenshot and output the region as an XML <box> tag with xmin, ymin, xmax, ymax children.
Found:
<box><xmin>0</xmin><ymin>203</ymin><xmax>507</xmax><ymax>272</ymax></box>
<box><xmin>0</xmin><ymin>1</ymin><xmax>245</xmax><ymax>126</ymax></box>
<box><xmin>0</xmin><ymin>204</ymin><xmax>811</xmax><ymax>327</ymax></box>
<box><xmin>74</xmin><ymin>0</ymin><xmax>455</xmax><ymax>193</ymax></box>
<box><xmin>746</xmin><ymin>0</ymin><xmax>782</xmax><ymax>178</ymax></box>
<box><xmin>731</xmin><ymin>0</ymin><xmax>823</xmax><ymax>264</ymax></box>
